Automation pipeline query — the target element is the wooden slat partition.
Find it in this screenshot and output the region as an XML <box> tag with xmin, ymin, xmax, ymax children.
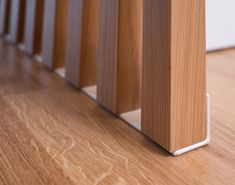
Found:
<box><xmin>23</xmin><ymin>0</ymin><xmax>44</xmax><ymax>55</ymax></box>
<box><xmin>66</xmin><ymin>0</ymin><xmax>99</xmax><ymax>88</ymax></box>
<box><xmin>0</xmin><ymin>0</ymin><xmax>11</xmax><ymax>36</ymax></box>
<box><xmin>97</xmin><ymin>0</ymin><xmax>142</xmax><ymax>114</ymax></box>
<box><xmin>8</xmin><ymin>0</ymin><xmax>26</xmax><ymax>43</ymax></box>
<box><xmin>142</xmin><ymin>0</ymin><xmax>206</xmax><ymax>153</ymax></box>
<box><xmin>41</xmin><ymin>0</ymin><xmax>68</xmax><ymax>69</ymax></box>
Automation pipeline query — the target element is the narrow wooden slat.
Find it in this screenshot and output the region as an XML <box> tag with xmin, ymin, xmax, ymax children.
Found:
<box><xmin>0</xmin><ymin>0</ymin><xmax>11</xmax><ymax>36</ymax></box>
<box><xmin>41</xmin><ymin>0</ymin><xmax>55</xmax><ymax>67</ymax></box>
<box><xmin>41</xmin><ymin>0</ymin><xmax>68</xmax><ymax>69</ymax></box>
<box><xmin>142</xmin><ymin>0</ymin><xmax>206</xmax><ymax>152</ymax></box>
<box><xmin>8</xmin><ymin>0</ymin><xmax>26</xmax><ymax>43</ymax></box>
<box><xmin>23</xmin><ymin>0</ymin><xmax>44</xmax><ymax>55</ymax></box>
<box><xmin>23</xmin><ymin>0</ymin><xmax>35</xmax><ymax>51</ymax></box>
<box><xmin>97</xmin><ymin>0</ymin><xmax>142</xmax><ymax>114</ymax></box>
<box><xmin>65</xmin><ymin>0</ymin><xmax>99</xmax><ymax>88</ymax></box>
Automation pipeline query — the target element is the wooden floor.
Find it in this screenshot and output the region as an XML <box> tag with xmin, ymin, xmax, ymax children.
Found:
<box><xmin>0</xmin><ymin>40</ymin><xmax>234</xmax><ymax>185</ymax></box>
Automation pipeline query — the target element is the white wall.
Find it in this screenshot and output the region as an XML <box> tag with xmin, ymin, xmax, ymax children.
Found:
<box><xmin>206</xmin><ymin>0</ymin><xmax>235</xmax><ymax>51</ymax></box>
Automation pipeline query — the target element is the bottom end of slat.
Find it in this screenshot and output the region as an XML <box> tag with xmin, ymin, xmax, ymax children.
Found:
<box><xmin>172</xmin><ymin>93</ymin><xmax>211</xmax><ymax>156</ymax></box>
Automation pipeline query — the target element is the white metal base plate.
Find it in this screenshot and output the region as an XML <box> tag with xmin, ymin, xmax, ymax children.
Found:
<box><xmin>82</xmin><ymin>85</ymin><xmax>97</xmax><ymax>100</ymax></box>
<box><xmin>172</xmin><ymin>93</ymin><xmax>211</xmax><ymax>156</ymax></box>
<box><xmin>18</xmin><ymin>43</ymin><xmax>25</xmax><ymax>51</ymax></box>
<box><xmin>55</xmin><ymin>67</ymin><xmax>66</xmax><ymax>79</ymax></box>
<box><xmin>34</xmin><ymin>55</ymin><xmax>43</xmax><ymax>63</ymax></box>
<box><xmin>120</xmin><ymin>109</ymin><xmax>141</xmax><ymax>131</ymax></box>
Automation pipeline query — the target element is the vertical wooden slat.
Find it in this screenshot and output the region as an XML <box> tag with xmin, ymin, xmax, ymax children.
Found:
<box><xmin>142</xmin><ymin>0</ymin><xmax>206</xmax><ymax>152</ymax></box>
<box><xmin>23</xmin><ymin>0</ymin><xmax>44</xmax><ymax>55</ymax></box>
<box><xmin>0</xmin><ymin>0</ymin><xmax>4</xmax><ymax>34</ymax></box>
<box><xmin>8</xmin><ymin>0</ymin><xmax>26</xmax><ymax>43</ymax></box>
<box><xmin>23</xmin><ymin>0</ymin><xmax>35</xmax><ymax>51</ymax></box>
<box><xmin>9</xmin><ymin>0</ymin><xmax>18</xmax><ymax>42</ymax></box>
<box><xmin>41</xmin><ymin>0</ymin><xmax>55</xmax><ymax>67</ymax></box>
<box><xmin>33</xmin><ymin>0</ymin><xmax>44</xmax><ymax>54</ymax></box>
<box><xmin>41</xmin><ymin>0</ymin><xmax>68</xmax><ymax>69</ymax></box>
<box><xmin>65</xmin><ymin>0</ymin><xmax>99</xmax><ymax>88</ymax></box>
<box><xmin>97</xmin><ymin>0</ymin><xmax>142</xmax><ymax>114</ymax></box>
<box><xmin>0</xmin><ymin>0</ymin><xmax>11</xmax><ymax>36</ymax></box>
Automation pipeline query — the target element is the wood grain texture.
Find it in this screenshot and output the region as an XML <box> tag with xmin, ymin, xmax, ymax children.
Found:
<box><xmin>0</xmin><ymin>39</ymin><xmax>235</xmax><ymax>184</ymax></box>
<box><xmin>41</xmin><ymin>0</ymin><xmax>68</xmax><ymax>69</ymax></box>
<box><xmin>0</xmin><ymin>0</ymin><xmax>11</xmax><ymax>35</ymax></box>
<box><xmin>97</xmin><ymin>0</ymin><xmax>142</xmax><ymax>114</ymax></box>
<box><xmin>65</xmin><ymin>0</ymin><xmax>99</xmax><ymax>88</ymax></box>
<box><xmin>8</xmin><ymin>0</ymin><xmax>26</xmax><ymax>43</ymax></box>
<box><xmin>142</xmin><ymin>0</ymin><xmax>206</xmax><ymax>152</ymax></box>
<box><xmin>23</xmin><ymin>0</ymin><xmax>44</xmax><ymax>55</ymax></box>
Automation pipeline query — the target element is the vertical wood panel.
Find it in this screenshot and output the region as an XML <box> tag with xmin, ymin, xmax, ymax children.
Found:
<box><xmin>41</xmin><ymin>0</ymin><xmax>55</xmax><ymax>68</ymax></box>
<box><xmin>33</xmin><ymin>0</ymin><xmax>44</xmax><ymax>54</ymax></box>
<box><xmin>117</xmin><ymin>0</ymin><xmax>142</xmax><ymax>113</ymax></box>
<box><xmin>97</xmin><ymin>0</ymin><xmax>142</xmax><ymax>114</ymax></box>
<box><xmin>41</xmin><ymin>0</ymin><xmax>68</xmax><ymax>69</ymax></box>
<box><xmin>9</xmin><ymin>0</ymin><xmax>26</xmax><ymax>43</ymax></box>
<box><xmin>9</xmin><ymin>0</ymin><xmax>20</xmax><ymax>42</ymax></box>
<box><xmin>53</xmin><ymin>0</ymin><xmax>68</xmax><ymax>69</ymax></box>
<box><xmin>0</xmin><ymin>0</ymin><xmax>2</xmax><ymax>34</ymax></box>
<box><xmin>66</xmin><ymin>0</ymin><xmax>99</xmax><ymax>88</ymax></box>
<box><xmin>0</xmin><ymin>0</ymin><xmax>11</xmax><ymax>35</ymax></box>
<box><xmin>142</xmin><ymin>0</ymin><xmax>206</xmax><ymax>152</ymax></box>
<box><xmin>79</xmin><ymin>0</ymin><xmax>99</xmax><ymax>87</ymax></box>
<box><xmin>24</xmin><ymin>0</ymin><xmax>44</xmax><ymax>55</ymax></box>
<box><xmin>65</xmin><ymin>0</ymin><xmax>83</xmax><ymax>86</ymax></box>
<box><xmin>24</xmin><ymin>0</ymin><xmax>36</xmax><ymax>51</ymax></box>
<box><xmin>97</xmin><ymin>0</ymin><xmax>118</xmax><ymax>112</ymax></box>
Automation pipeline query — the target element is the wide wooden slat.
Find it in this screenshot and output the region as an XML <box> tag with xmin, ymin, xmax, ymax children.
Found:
<box><xmin>41</xmin><ymin>0</ymin><xmax>68</xmax><ymax>69</ymax></box>
<box><xmin>8</xmin><ymin>0</ymin><xmax>26</xmax><ymax>43</ymax></box>
<box><xmin>23</xmin><ymin>0</ymin><xmax>44</xmax><ymax>55</ymax></box>
<box><xmin>0</xmin><ymin>0</ymin><xmax>11</xmax><ymax>36</ymax></box>
<box><xmin>97</xmin><ymin>0</ymin><xmax>142</xmax><ymax>114</ymax></box>
<box><xmin>142</xmin><ymin>0</ymin><xmax>206</xmax><ymax>152</ymax></box>
<box><xmin>65</xmin><ymin>0</ymin><xmax>99</xmax><ymax>88</ymax></box>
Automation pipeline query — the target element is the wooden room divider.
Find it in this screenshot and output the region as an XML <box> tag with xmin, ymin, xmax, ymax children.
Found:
<box><xmin>65</xmin><ymin>0</ymin><xmax>142</xmax><ymax>115</ymax></box>
<box><xmin>65</xmin><ymin>0</ymin><xmax>209</xmax><ymax>155</ymax></box>
<box><xmin>23</xmin><ymin>0</ymin><xmax>44</xmax><ymax>56</ymax></box>
<box><xmin>0</xmin><ymin>0</ymin><xmax>11</xmax><ymax>36</ymax></box>
<box><xmin>41</xmin><ymin>0</ymin><xmax>68</xmax><ymax>70</ymax></box>
<box><xmin>2</xmin><ymin>0</ymin><xmax>209</xmax><ymax>156</ymax></box>
<box><xmin>8</xmin><ymin>0</ymin><xmax>26</xmax><ymax>44</ymax></box>
<box><xmin>65</xmin><ymin>0</ymin><xmax>99</xmax><ymax>89</ymax></box>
